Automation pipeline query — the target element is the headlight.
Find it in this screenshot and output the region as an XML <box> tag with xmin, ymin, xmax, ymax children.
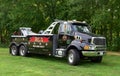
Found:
<box><xmin>84</xmin><ymin>45</ymin><xmax>96</xmax><ymax>50</ymax></box>
<box><xmin>84</xmin><ymin>45</ymin><xmax>90</xmax><ymax>50</ymax></box>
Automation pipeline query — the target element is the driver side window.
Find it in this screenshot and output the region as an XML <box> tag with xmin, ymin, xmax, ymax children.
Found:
<box><xmin>58</xmin><ymin>23</ymin><xmax>72</xmax><ymax>35</ymax></box>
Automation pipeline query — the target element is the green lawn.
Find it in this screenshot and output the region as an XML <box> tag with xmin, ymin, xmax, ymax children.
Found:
<box><xmin>0</xmin><ymin>48</ymin><xmax>120</xmax><ymax>76</ymax></box>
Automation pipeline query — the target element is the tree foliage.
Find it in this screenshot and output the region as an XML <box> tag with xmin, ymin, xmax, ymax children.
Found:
<box><xmin>0</xmin><ymin>0</ymin><xmax>120</xmax><ymax>51</ymax></box>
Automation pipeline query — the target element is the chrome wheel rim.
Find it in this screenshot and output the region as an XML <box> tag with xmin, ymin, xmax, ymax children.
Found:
<box><xmin>20</xmin><ymin>46</ymin><xmax>25</xmax><ymax>56</ymax></box>
<box><xmin>68</xmin><ymin>53</ymin><xmax>74</xmax><ymax>63</ymax></box>
<box><xmin>11</xmin><ymin>46</ymin><xmax>16</xmax><ymax>55</ymax></box>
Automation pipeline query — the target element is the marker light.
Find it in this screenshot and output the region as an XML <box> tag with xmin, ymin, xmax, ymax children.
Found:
<box><xmin>84</xmin><ymin>45</ymin><xmax>89</xmax><ymax>50</ymax></box>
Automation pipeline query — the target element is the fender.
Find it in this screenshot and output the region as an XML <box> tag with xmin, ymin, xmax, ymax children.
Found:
<box><xmin>9</xmin><ymin>42</ymin><xmax>19</xmax><ymax>47</ymax></box>
<box><xmin>67</xmin><ymin>40</ymin><xmax>87</xmax><ymax>50</ymax></box>
<box><xmin>19</xmin><ymin>42</ymin><xmax>28</xmax><ymax>46</ymax></box>
<box><xmin>67</xmin><ymin>44</ymin><xmax>81</xmax><ymax>51</ymax></box>
<box><xmin>18</xmin><ymin>42</ymin><xmax>29</xmax><ymax>53</ymax></box>
<box><xmin>18</xmin><ymin>42</ymin><xmax>28</xmax><ymax>49</ymax></box>
<box><xmin>66</xmin><ymin>40</ymin><xmax>87</xmax><ymax>55</ymax></box>
<box><xmin>10</xmin><ymin>42</ymin><xmax>27</xmax><ymax>47</ymax></box>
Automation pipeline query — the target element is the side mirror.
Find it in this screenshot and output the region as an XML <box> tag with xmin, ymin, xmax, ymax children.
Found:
<box><xmin>39</xmin><ymin>30</ymin><xmax>44</xmax><ymax>34</ymax></box>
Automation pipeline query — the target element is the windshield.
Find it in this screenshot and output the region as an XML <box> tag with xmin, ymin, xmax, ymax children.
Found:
<box><xmin>71</xmin><ymin>24</ymin><xmax>90</xmax><ymax>33</ymax></box>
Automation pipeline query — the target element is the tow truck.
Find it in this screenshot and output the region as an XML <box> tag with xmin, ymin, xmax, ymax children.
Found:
<box><xmin>9</xmin><ymin>20</ymin><xmax>106</xmax><ymax>65</ymax></box>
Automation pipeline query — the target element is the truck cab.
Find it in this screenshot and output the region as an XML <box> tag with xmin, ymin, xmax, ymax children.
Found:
<box><xmin>10</xmin><ymin>20</ymin><xmax>106</xmax><ymax>65</ymax></box>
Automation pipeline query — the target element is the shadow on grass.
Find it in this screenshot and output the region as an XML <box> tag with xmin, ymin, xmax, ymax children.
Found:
<box><xmin>27</xmin><ymin>54</ymin><xmax>67</xmax><ymax>64</ymax></box>
<box><xmin>25</xmin><ymin>54</ymin><xmax>110</xmax><ymax>66</ymax></box>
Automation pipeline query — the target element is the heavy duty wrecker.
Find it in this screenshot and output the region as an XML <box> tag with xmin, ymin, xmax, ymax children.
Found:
<box><xmin>9</xmin><ymin>20</ymin><xmax>106</xmax><ymax>65</ymax></box>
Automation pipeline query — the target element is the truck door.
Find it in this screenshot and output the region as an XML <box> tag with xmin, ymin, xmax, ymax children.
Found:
<box><xmin>58</xmin><ymin>23</ymin><xmax>73</xmax><ymax>48</ymax></box>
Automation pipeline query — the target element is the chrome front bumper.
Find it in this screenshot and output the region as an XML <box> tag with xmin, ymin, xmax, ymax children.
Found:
<box><xmin>82</xmin><ymin>51</ymin><xmax>106</xmax><ymax>56</ymax></box>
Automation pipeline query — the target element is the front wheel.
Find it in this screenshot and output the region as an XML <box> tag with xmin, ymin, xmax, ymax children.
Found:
<box><xmin>68</xmin><ymin>49</ymin><xmax>80</xmax><ymax>65</ymax></box>
<box><xmin>91</xmin><ymin>56</ymin><xmax>102</xmax><ymax>63</ymax></box>
<box><xmin>19</xmin><ymin>45</ymin><xmax>28</xmax><ymax>56</ymax></box>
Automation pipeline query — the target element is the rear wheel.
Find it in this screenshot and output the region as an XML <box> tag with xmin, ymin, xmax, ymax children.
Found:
<box><xmin>91</xmin><ymin>56</ymin><xmax>102</xmax><ymax>63</ymax></box>
<box><xmin>68</xmin><ymin>49</ymin><xmax>80</xmax><ymax>65</ymax></box>
<box><xmin>10</xmin><ymin>45</ymin><xmax>18</xmax><ymax>56</ymax></box>
<box><xmin>19</xmin><ymin>45</ymin><xmax>28</xmax><ymax>56</ymax></box>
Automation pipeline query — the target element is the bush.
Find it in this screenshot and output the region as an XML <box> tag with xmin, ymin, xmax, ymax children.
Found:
<box><xmin>111</xmin><ymin>37</ymin><xmax>120</xmax><ymax>51</ymax></box>
<box><xmin>0</xmin><ymin>43</ymin><xmax>9</xmax><ymax>48</ymax></box>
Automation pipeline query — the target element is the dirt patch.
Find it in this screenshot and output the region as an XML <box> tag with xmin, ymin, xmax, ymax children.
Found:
<box><xmin>107</xmin><ymin>51</ymin><xmax>120</xmax><ymax>56</ymax></box>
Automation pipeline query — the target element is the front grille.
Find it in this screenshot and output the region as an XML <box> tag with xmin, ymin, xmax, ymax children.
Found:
<box><xmin>93</xmin><ymin>38</ymin><xmax>106</xmax><ymax>45</ymax></box>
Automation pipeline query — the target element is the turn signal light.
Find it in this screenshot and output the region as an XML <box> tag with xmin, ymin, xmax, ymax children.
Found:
<box><xmin>84</xmin><ymin>45</ymin><xmax>89</xmax><ymax>50</ymax></box>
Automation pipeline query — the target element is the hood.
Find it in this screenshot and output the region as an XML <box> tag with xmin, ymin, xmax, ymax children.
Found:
<box><xmin>74</xmin><ymin>32</ymin><xmax>101</xmax><ymax>43</ymax></box>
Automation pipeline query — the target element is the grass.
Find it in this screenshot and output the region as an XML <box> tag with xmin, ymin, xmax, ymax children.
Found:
<box><xmin>0</xmin><ymin>48</ymin><xmax>120</xmax><ymax>76</ymax></box>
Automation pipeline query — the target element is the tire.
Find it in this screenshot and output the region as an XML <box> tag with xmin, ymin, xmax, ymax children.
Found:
<box><xmin>68</xmin><ymin>49</ymin><xmax>80</xmax><ymax>65</ymax></box>
<box><xmin>10</xmin><ymin>45</ymin><xmax>18</xmax><ymax>56</ymax></box>
<box><xmin>91</xmin><ymin>56</ymin><xmax>102</xmax><ymax>63</ymax></box>
<box><xmin>19</xmin><ymin>45</ymin><xmax>28</xmax><ymax>56</ymax></box>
